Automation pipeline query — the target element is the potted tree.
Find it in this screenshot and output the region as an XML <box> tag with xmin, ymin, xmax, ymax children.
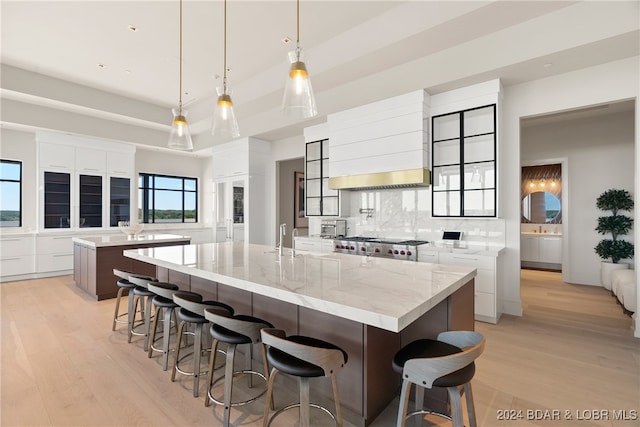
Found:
<box><xmin>594</xmin><ymin>188</ymin><xmax>634</xmax><ymax>288</ymax></box>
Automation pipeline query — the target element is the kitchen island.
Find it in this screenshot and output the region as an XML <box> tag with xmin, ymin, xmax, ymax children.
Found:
<box><xmin>72</xmin><ymin>233</ymin><xmax>191</xmax><ymax>300</ymax></box>
<box><xmin>124</xmin><ymin>242</ymin><xmax>476</xmax><ymax>426</ymax></box>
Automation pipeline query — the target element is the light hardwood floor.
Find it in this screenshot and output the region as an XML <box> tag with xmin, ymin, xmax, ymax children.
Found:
<box><xmin>1</xmin><ymin>270</ymin><xmax>638</xmax><ymax>426</ymax></box>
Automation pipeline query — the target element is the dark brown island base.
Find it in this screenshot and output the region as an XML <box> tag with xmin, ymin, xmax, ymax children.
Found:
<box><xmin>72</xmin><ymin>234</ymin><xmax>190</xmax><ymax>300</ymax></box>
<box><xmin>124</xmin><ymin>242</ymin><xmax>476</xmax><ymax>426</ymax></box>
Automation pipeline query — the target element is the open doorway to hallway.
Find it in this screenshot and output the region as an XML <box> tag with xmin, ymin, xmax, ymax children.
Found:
<box><xmin>276</xmin><ymin>157</ymin><xmax>305</xmax><ymax>248</ymax></box>
<box><xmin>519</xmin><ymin>100</ymin><xmax>635</xmax><ymax>288</ymax></box>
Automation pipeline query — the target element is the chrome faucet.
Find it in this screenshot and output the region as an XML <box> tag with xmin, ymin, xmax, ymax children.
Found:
<box><xmin>278</xmin><ymin>223</ymin><xmax>287</xmax><ymax>256</ymax></box>
<box><xmin>291</xmin><ymin>228</ymin><xmax>299</xmax><ymax>257</ymax></box>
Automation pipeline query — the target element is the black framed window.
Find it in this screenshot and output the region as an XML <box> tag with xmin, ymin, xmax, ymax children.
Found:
<box><xmin>139</xmin><ymin>173</ymin><xmax>198</xmax><ymax>223</ymax></box>
<box><xmin>432</xmin><ymin>104</ymin><xmax>496</xmax><ymax>217</ymax></box>
<box><xmin>0</xmin><ymin>160</ymin><xmax>22</xmax><ymax>227</ymax></box>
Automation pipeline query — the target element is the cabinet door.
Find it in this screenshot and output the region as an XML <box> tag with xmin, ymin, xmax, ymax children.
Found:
<box><xmin>107</xmin><ymin>152</ymin><xmax>134</xmax><ymax>176</ymax></box>
<box><xmin>109</xmin><ymin>177</ymin><xmax>130</xmax><ymax>226</ymax></box>
<box><xmin>43</xmin><ymin>171</ymin><xmax>71</xmax><ymax>229</ymax></box>
<box><xmin>76</xmin><ymin>148</ymin><xmax>106</xmax><ymax>174</ymax></box>
<box><xmin>40</xmin><ymin>143</ymin><xmax>75</xmax><ymax>170</ymax></box>
<box><xmin>79</xmin><ymin>174</ymin><xmax>103</xmax><ymax>228</ymax></box>
<box><xmin>540</xmin><ymin>237</ymin><xmax>562</xmax><ymax>264</ymax></box>
<box><xmin>520</xmin><ymin>236</ymin><xmax>539</xmax><ymax>262</ymax></box>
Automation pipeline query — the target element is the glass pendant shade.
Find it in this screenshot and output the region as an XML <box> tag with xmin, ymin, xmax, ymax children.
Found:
<box><xmin>168</xmin><ymin>107</ymin><xmax>193</xmax><ymax>150</ymax></box>
<box><xmin>211</xmin><ymin>86</ymin><xmax>240</xmax><ymax>138</ymax></box>
<box><xmin>282</xmin><ymin>49</ymin><xmax>317</xmax><ymax>119</ymax></box>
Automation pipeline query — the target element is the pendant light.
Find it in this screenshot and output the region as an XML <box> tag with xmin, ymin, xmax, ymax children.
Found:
<box><xmin>168</xmin><ymin>0</ymin><xmax>193</xmax><ymax>151</ymax></box>
<box><xmin>211</xmin><ymin>0</ymin><xmax>240</xmax><ymax>138</ymax></box>
<box><xmin>282</xmin><ymin>0</ymin><xmax>317</xmax><ymax>119</ymax></box>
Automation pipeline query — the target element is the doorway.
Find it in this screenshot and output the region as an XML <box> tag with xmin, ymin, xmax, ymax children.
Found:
<box><xmin>276</xmin><ymin>157</ymin><xmax>305</xmax><ymax>248</ymax></box>
<box><xmin>519</xmin><ymin>100</ymin><xmax>636</xmax><ymax>288</ymax></box>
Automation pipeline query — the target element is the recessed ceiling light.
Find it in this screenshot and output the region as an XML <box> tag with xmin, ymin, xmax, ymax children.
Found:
<box><xmin>97</xmin><ymin>63</ymin><xmax>107</xmax><ymax>69</ymax></box>
<box><xmin>543</xmin><ymin>62</ymin><xmax>553</xmax><ymax>68</ymax></box>
<box><xmin>128</xmin><ymin>25</ymin><xmax>139</xmax><ymax>32</ymax></box>
<box><xmin>282</xmin><ymin>36</ymin><xmax>292</xmax><ymax>44</ymax></box>
<box><xmin>124</xmin><ymin>69</ymin><xmax>132</xmax><ymax>75</ymax></box>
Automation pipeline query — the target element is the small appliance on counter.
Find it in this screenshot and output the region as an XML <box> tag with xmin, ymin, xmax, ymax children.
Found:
<box><xmin>320</xmin><ymin>219</ymin><xmax>347</xmax><ymax>238</ymax></box>
<box><xmin>442</xmin><ymin>231</ymin><xmax>462</xmax><ymax>241</ymax></box>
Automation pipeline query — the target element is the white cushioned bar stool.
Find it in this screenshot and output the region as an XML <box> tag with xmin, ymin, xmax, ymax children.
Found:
<box><xmin>111</xmin><ymin>269</ymin><xmax>157</xmax><ymax>332</ymax></box>
<box><xmin>393</xmin><ymin>331</ymin><xmax>485</xmax><ymax>427</ymax></box>
<box><xmin>128</xmin><ymin>275</ymin><xmax>168</xmax><ymax>351</ymax></box>
<box><xmin>172</xmin><ymin>291</ymin><xmax>234</xmax><ymax>397</ymax></box>
<box><xmin>146</xmin><ymin>282</ymin><xmax>183</xmax><ymax>370</ymax></box>
<box><xmin>261</xmin><ymin>328</ymin><xmax>348</xmax><ymax>427</ymax></box>
<box><xmin>203</xmin><ymin>308</ymin><xmax>274</xmax><ymax>427</ymax></box>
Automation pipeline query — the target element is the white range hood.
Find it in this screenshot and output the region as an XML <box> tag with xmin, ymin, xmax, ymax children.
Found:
<box><xmin>327</xmin><ymin>89</ymin><xmax>430</xmax><ymax>190</ymax></box>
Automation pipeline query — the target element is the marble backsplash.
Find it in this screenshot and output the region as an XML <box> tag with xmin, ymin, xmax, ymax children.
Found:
<box><xmin>309</xmin><ymin>188</ymin><xmax>505</xmax><ymax>246</ymax></box>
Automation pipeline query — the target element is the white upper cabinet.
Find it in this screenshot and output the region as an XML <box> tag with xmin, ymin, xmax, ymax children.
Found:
<box><xmin>107</xmin><ymin>151</ymin><xmax>135</xmax><ymax>177</ymax></box>
<box><xmin>39</xmin><ymin>142</ymin><xmax>75</xmax><ymax>171</ymax></box>
<box><xmin>75</xmin><ymin>147</ymin><xmax>106</xmax><ymax>173</ymax></box>
<box><xmin>327</xmin><ymin>90</ymin><xmax>430</xmax><ymax>177</ymax></box>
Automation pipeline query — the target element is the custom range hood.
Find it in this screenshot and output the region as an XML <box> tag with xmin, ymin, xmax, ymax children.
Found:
<box><xmin>328</xmin><ymin>168</ymin><xmax>430</xmax><ymax>190</ymax></box>
<box><xmin>327</xmin><ymin>89</ymin><xmax>431</xmax><ymax>191</ymax></box>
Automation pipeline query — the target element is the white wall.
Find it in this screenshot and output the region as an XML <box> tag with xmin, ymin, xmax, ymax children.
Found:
<box><xmin>0</xmin><ymin>128</ymin><xmax>38</xmax><ymax>233</ymax></box>
<box><xmin>522</xmin><ymin>111</ymin><xmax>635</xmax><ymax>285</ymax></box>
<box><xmin>502</xmin><ymin>57</ymin><xmax>639</xmax><ymax>336</ymax></box>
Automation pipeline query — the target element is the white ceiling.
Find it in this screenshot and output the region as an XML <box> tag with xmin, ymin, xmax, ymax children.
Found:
<box><xmin>1</xmin><ymin>1</ymin><xmax>639</xmax><ymax>153</ymax></box>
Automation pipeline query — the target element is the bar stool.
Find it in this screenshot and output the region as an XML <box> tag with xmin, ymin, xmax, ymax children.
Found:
<box><xmin>172</xmin><ymin>291</ymin><xmax>234</xmax><ymax>397</ymax></box>
<box><xmin>261</xmin><ymin>328</ymin><xmax>348</xmax><ymax>427</ymax></box>
<box><xmin>145</xmin><ymin>282</ymin><xmax>184</xmax><ymax>370</ymax></box>
<box><xmin>128</xmin><ymin>275</ymin><xmax>164</xmax><ymax>351</ymax></box>
<box><xmin>203</xmin><ymin>308</ymin><xmax>274</xmax><ymax>427</ymax></box>
<box><xmin>392</xmin><ymin>331</ymin><xmax>485</xmax><ymax>427</ymax></box>
<box><xmin>111</xmin><ymin>269</ymin><xmax>157</xmax><ymax>333</ymax></box>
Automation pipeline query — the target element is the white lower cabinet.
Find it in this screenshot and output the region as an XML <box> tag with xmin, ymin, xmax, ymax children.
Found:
<box><xmin>0</xmin><ymin>235</ymin><xmax>36</xmax><ymax>280</ymax></box>
<box><xmin>37</xmin><ymin>235</ymin><xmax>74</xmax><ymax>273</ymax></box>
<box><xmin>294</xmin><ymin>237</ymin><xmax>335</xmax><ymax>254</ymax></box>
<box><xmin>521</xmin><ymin>234</ymin><xmax>562</xmax><ymax>267</ymax></box>
<box><xmin>438</xmin><ymin>252</ymin><xmax>501</xmax><ymax>324</ymax></box>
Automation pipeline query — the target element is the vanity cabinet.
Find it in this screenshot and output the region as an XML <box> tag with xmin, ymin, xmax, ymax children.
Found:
<box><xmin>521</xmin><ymin>234</ymin><xmax>562</xmax><ymax>269</ymax></box>
<box><xmin>438</xmin><ymin>252</ymin><xmax>501</xmax><ymax>324</ymax></box>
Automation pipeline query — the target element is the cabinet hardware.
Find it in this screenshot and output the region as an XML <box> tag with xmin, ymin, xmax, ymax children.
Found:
<box><xmin>2</xmin><ymin>257</ymin><xmax>21</xmax><ymax>261</ymax></box>
<box><xmin>1</xmin><ymin>238</ymin><xmax>20</xmax><ymax>242</ymax></box>
<box><xmin>53</xmin><ymin>254</ymin><xmax>72</xmax><ymax>257</ymax></box>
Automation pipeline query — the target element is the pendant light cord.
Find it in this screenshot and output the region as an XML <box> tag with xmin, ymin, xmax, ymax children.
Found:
<box><xmin>223</xmin><ymin>0</ymin><xmax>228</xmax><ymax>91</ymax></box>
<box><xmin>178</xmin><ymin>0</ymin><xmax>183</xmax><ymax>112</ymax></box>
<box><xmin>296</xmin><ymin>0</ymin><xmax>301</xmax><ymax>57</ymax></box>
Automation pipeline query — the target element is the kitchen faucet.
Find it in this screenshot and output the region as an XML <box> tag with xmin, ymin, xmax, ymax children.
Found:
<box><xmin>278</xmin><ymin>223</ymin><xmax>286</xmax><ymax>256</ymax></box>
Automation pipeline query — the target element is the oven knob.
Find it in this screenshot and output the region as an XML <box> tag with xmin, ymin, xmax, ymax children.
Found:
<box><xmin>340</xmin><ymin>245</ymin><xmax>345</xmax><ymax>249</ymax></box>
<box><xmin>387</xmin><ymin>249</ymin><xmax>393</xmax><ymax>254</ymax></box>
<box><xmin>393</xmin><ymin>250</ymin><xmax>399</xmax><ymax>255</ymax></box>
<box><xmin>400</xmin><ymin>250</ymin><xmax>406</xmax><ymax>255</ymax></box>
<box><xmin>336</xmin><ymin>245</ymin><xmax>340</xmax><ymax>249</ymax></box>
<box><xmin>361</xmin><ymin>247</ymin><xmax>366</xmax><ymax>252</ymax></box>
<box><xmin>407</xmin><ymin>251</ymin><xmax>412</xmax><ymax>256</ymax></box>
<box><xmin>375</xmin><ymin>248</ymin><xmax>380</xmax><ymax>253</ymax></box>
<box><xmin>350</xmin><ymin>245</ymin><xmax>355</xmax><ymax>250</ymax></box>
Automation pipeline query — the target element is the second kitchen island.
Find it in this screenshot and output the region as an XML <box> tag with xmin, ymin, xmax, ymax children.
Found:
<box><xmin>124</xmin><ymin>242</ymin><xmax>476</xmax><ymax>426</ymax></box>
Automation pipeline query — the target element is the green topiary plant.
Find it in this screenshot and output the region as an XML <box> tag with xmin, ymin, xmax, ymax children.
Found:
<box><xmin>594</xmin><ymin>189</ymin><xmax>634</xmax><ymax>263</ymax></box>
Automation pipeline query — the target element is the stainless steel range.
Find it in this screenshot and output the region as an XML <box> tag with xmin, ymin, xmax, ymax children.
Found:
<box><xmin>333</xmin><ymin>237</ymin><xmax>430</xmax><ymax>261</ymax></box>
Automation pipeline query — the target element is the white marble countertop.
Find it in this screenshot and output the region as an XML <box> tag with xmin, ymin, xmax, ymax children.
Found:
<box><xmin>72</xmin><ymin>233</ymin><xmax>191</xmax><ymax>248</ymax></box>
<box><xmin>123</xmin><ymin>242</ymin><xmax>476</xmax><ymax>333</ymax></box>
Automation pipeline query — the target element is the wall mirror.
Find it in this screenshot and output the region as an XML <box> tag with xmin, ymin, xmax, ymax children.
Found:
<box><xmin>522</xmin><ymin>191</ymin><xmax>561</xmax><ymax>223</ymax></box>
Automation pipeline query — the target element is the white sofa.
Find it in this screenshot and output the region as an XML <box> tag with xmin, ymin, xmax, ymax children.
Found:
<box><xmin>610</xmin><ymin>269</ymin><xmax>636</xmax><ymax>314</ymax></box>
